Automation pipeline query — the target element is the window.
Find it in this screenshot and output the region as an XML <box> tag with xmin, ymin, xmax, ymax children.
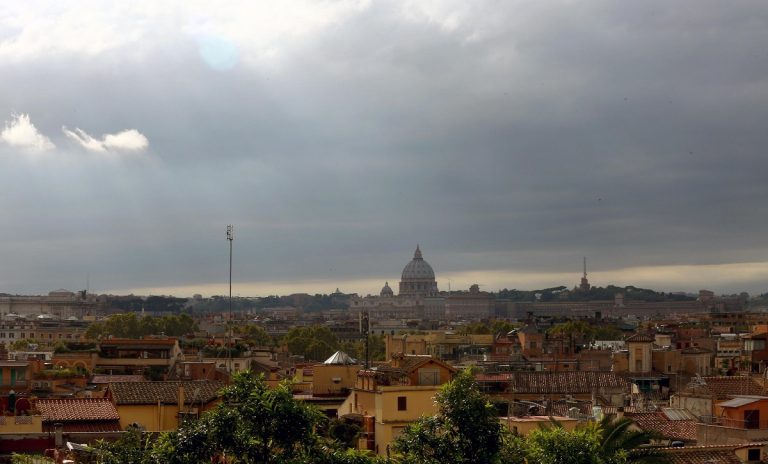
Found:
<box><xmin>397</xmin><ymin>396</ymin><xmax>407</xmax><ymax>411</ymax></box>
<box><xmin>418</xmin><ymin>368</ymin><xmax>440</xmax><ymax>386</ymax></box>
<box><xmin>747</xmin><ymin>448</ymin><xmax>760</xmax><ymax>461</ymax></box>
<box><xmin>745</xmin><ymin>410</ymin><xmax>760</xmax><ymax>429</ymax></box>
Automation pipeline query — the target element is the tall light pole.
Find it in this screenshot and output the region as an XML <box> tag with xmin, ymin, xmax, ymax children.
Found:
<box><xmin>363</xmin><ymin>310</ymin><xmax>370</xmax><ymax>369</ymax></box>
<box><xmin>227</xmin><ymin>225</ymin><xmax>233</xmax><ymax>373</ymax></box>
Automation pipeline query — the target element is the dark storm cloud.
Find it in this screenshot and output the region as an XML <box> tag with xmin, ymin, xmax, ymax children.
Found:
<box><xmin>1</xmin><ymin>1</ymin><xmax>767</xmax><ymax>295</ymax></box>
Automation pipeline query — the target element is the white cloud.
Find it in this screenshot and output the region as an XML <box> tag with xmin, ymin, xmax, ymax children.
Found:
<box><xmin>63</xmin><ymin>127</ymin><xmax>149</xmax><ymax>152</ymax></box>
<box><xmin>0</xmin><ymin>1</ymin><xmax>370</xmax><ymax>67</ymax></box>
<box><xmin>0</xmin><ymin>113</ymin><xmax>55</xmax><ymax>152</ymax></box>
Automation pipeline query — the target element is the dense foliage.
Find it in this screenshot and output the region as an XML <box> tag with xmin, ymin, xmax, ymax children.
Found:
<box><xmin>395</xmin><ymin>369</ymin><xmax>503</xmax><ymax>464</ymax></box>
<box><xmin>497</xmin><ymin>285</ymin><xmax>695</xmax><ymax>303</ymax></box>
<box><xmin>458</xmin><ymin>320</ymin><xmax>517</xmax><ymax>335</ymax></box>
<box><xmin>104</xmin><ymin>295</ymin><xmax>188</xmax><ymax>313</ymax></box>
<box><xmin>91</xmin><ymin>372</ymin><xmax>382</xmax><ymax>464</ymax></box>
<box><xmin>235</xmin><ymin>324</ymin><xmax>275</xmax><ymax>346</ymax></box>
<box><xmin>395</xmin><ymin>370</ymin><xmax>667</xmax><ymax>464</ymax></box>
<box><xmin>83</xmin><ymin>370</ymin><xmax>666</xmax><ymax>464</ymax></box>
<box><xmin>282</xmin><ymin>325</ymin><xmax>342</xmax><ymax>361</ymax></box>
<box><xmin>84</xmin><ymin>312</ymin><xmax>198</xmax><ymax>339</ymax></box>
<box><xmin>189</xmin><ymin>293</ymin><xmax>350</xmax><ymax>314</ymax></box>
<box><xmin>281</xmin><ymin>325</ymin><xmax>384</xmax><ymax>362</ymax></box>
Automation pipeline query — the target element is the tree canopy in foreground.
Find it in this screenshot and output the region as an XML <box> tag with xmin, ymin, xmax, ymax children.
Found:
<box><xmin>83</xmin><ymin>369</ymin><xmax>667</xmax><ymax>464</ymax></box>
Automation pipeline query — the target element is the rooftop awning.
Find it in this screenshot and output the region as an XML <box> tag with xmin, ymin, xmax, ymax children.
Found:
<box><xmin>719</xmin><ymin>396</ymin><xmax>768</xmax><ymax>408</ymax></box>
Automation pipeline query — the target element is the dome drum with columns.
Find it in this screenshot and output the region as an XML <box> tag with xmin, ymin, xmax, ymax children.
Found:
<box><xmin>351</xmin><ymin>245</ymin><xmax>439</xmax><ymax>323</ymax></box>
<box><xmin>398</xmin><ymin>245</ymin><xmax>438</xmax><ymax>297</ymax></box>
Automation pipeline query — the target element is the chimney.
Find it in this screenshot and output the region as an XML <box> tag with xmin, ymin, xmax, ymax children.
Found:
<box><xmin>178</xmin><ymin>385</ymin><xmax>185</xmax><ymax>412</ymax></box>
<box><xmin>54</xmin><ymin>423</ymin><xmax>63</xmax><ymax>448</ymax></box>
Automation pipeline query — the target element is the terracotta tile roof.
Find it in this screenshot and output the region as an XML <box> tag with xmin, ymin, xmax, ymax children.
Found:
<box><xmin>550</xmin><ymin>401</ymin><xmax>593</xmax><ymax>416</ymax></box>
<box><xmin>99</xmin><ymin>337</ymin><xmax>178</xmax><ymax>347</ymax></box>
<box><xmin>626</xmin><ymin>333</ymin><xmax>655</xmax><ymax>343</ymax></box>
<box><xmin>477</xmin><ymin>372</ymin><xmax>630</xmax><ymax>394</ymax></box>
<box><xmin>90</xmin><ymin>374</ymin><xmax>145</xmax><ymax>384</ymax></box>
<box><xmin>476</xmin><ymin>373</ymin><xmax>512</xmax><ymax>382</ymax></box>
<box><xmin>627</xmin><ymin>412</ymin><xmax>697</xmax><ymax>442</ymax></box>
<box><xmin>684</xmin><ymin>376</ymin><xmax>768</xmax><ymax>399</ymax></box>
<box><xmin>108</xmin><ymin>380</ymin><xmax>225</xmax><ymax>405</ymax></box>
<box><xmin>660</xmin><ymin>444</ymin><xmax>747</xmax><ymax>464</ymax></box>
<box><xmin>681</xmin><ymin>346</ymin><xmax>712</xmax><ymax>355</ymax></box>
<box><xmin>35</xmin><ymin>398</ymin><xmax>119</xmax><ymax>422</ymax></box>
<box><xmin>396</xmin><ymin>356</ymin><xmax>457</xmax><ymax>374</ymax></box>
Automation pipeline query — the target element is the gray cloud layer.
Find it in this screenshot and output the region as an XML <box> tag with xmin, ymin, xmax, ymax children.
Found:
<box><xmin>1</xmin><ymin>1</ymin><xmax>767</xmax><ymax>295</ymax></box>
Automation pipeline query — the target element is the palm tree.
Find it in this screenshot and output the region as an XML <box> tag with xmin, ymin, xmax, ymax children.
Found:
<box><xmin>597</xmin><ymin>415</ymin><xmax>670</xmax><ymax>463</ymax></box>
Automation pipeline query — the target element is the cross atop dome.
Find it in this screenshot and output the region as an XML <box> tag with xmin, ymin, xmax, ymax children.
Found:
<box><xmin>414</xmin><ymin>244</ymin><xmax>422</xmax><ymax>260</ymax></box>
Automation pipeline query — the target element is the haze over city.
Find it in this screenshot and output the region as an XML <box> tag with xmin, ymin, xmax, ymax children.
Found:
<box><xmin>1</xmin><ymin>1</ymin><xmax>767</xmax><ymax>297</ymax></box>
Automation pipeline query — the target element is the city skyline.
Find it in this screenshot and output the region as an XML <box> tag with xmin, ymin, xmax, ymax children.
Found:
<box><xmin>16</xmin><ymin>252</ymin><xmax>768</xmax><ymax>299</ymax></box>
<box><xmin>1</xmin><ymin>2</ymin><xmax>767</xmax><ymax>297</ymax></box>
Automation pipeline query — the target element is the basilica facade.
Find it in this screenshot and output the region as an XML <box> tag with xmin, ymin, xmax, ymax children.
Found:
<box><xmin>350</xmin><ymin>246</ymin><xmax>440</xmax><ymax>324</ymax></box>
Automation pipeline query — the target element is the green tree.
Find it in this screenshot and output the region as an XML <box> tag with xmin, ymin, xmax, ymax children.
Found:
<box><xmin>526</xmin><ymin>424</ymin><xmax>602</xmax><ymax>464</ymax></box>
<box><xmin>458</xmin><ymin>322</ymin><xmax>492</xmax><ymax>335</ymax></box>
<box><xmin>11</xmin><ymin>454</ymin><xmax>54</xmax><ymax>464</ymax></box>
<box><xmin>93</xmin><ymin>425</ymin><xmax>153</xmax><ymax>464</ymax></box>
<box><xmin>341</xmin><ymin>334</ymin><xmax>385</xmax><ymax>362</ymax></box>
<box><xmin>548</xmin><ymin>320</ymin><xmax>596</xmax><ymax>352</ymax></box>
<box><xmin>596</xmin><ymin>416</ymin><xmax>668</xmax><ymax>464</ymax></box>
<box><xmin>328</xmin><ymin>418</ymin><xmax>361</xmax><ymax>449</ymax></box>
<box><xmin>594</xmin><ymin>326</ymin><xmax>624</xmax><ymax>341</ymax></box>
<box><xmin>497</xmin><ymin>432</ymin><xmax>527</xmax><ymax>464</ymax></box>
<box><xmin>490</xmin><ymin>320</ymin><xmax>517</xmax><ymax>336</ymax></box>
<box><xmin>84</xmin><ymin>313</ymin><xmax>198</xmax><ymax>340</ymax></box>
<box><xmin>236</xmin><ymin>324</ymin><xmax>274</xmax><ymax>346</ymax></box>
<box><xmin>147</xmin><ymin>372</ymin><xmax>379</xmax><ymax>464</ymax></box>
<box><xmin>394</xmin><ymin>369</ymin><xmax>503</xmax><ymax>464</ymax></box>
<box><xmin>282</xmin><ymin>326</ymin><xmax>340</xmax><ymax>361</ymax></box>
<box><xmin>160</xmin><ymin>313</ymin><xmax>198</xmax><ymax>336</ymax></box>
<box><xmin>9</xmin><ymin>339</ymin><xmax>30</xmax><ymax>351</ymax></box>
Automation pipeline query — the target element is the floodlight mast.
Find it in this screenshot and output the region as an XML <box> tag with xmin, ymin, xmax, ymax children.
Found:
<box><xmin>227</xmin><ymin>225</ymin><xmax>233</xmax><ymax>373</ymax></box>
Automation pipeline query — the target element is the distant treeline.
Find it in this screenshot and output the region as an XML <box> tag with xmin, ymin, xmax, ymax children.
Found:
<box><xmin>101</xmin><ymin>284</ymin><xmax>698</xmax><ymax>315</ymax></box>
<box><xmin>496</xmin><ymin>285</ymin><xmax>696</xmax><ymax>302</ymax></box>
<box><xmin>190</xmin><ymin>293</ymin><xmax>346</xmax><ymax>313</ymax></box>
<box><xmin>105</xmin><ymin>295</ymin><xmax>188</xmax><ymax>313</ymax></box>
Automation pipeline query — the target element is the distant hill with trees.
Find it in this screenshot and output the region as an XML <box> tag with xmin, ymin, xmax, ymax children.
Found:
<box><xmin>496</xmin><ymin>284</ymin><xmax>695</xmax><ymax>303</ymax></box>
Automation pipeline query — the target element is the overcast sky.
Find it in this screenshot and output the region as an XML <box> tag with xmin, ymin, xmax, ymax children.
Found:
<box><xmin>1</xmin><ymin>1</ymin><xmax>767</xmax><ymax>297</ymax></box>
